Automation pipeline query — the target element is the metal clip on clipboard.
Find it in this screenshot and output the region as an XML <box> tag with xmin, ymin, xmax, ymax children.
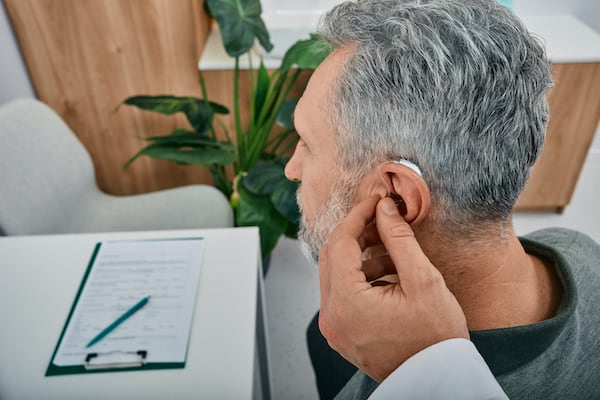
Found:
<box><xmin>85</xmin><ymin>350</ymin><xmax>147</xmax><ymax>370</ymax></box>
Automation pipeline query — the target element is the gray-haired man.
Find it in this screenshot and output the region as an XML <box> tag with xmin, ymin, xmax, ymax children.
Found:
<box><xmin>285</xmin><ymin>0</ymin><xmax>600</xmax><ymax>398</ymax></box>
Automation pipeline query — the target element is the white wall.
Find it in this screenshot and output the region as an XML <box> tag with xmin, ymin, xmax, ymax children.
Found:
<box><xmin>0</xmin><ymin>1</ymin><xmax>35</xmax><ymax>105</ymax></box>
<box><xmin>515</xmin><ymin>0</ymin><xmax>600</xmax><ymax>32</ymax></box>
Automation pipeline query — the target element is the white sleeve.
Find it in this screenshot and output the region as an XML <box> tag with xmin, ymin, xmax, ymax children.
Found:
<box><xmin>368</xmin><ymin>338</ymin><xmax>508</xmax><ymax>400</ymax></box>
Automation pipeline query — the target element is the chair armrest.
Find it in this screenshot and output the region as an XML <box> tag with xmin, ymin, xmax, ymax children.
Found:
<box><xmin>75</xmin><ymin>185</ymin><xmax>234</xmax><ymax>233</ymax></box>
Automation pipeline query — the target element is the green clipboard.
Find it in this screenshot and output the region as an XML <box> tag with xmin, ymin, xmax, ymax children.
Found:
<box><xmin>45</xmin><ymin>238</ymin><xmax>205</xmax><ymax>376</ymax></box>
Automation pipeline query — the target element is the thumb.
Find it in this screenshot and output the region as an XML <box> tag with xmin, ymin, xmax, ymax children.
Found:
<box><xmin>376</xmin><ymin>197</ymin><xmax>438</xmax><ymax>289</ymax></box>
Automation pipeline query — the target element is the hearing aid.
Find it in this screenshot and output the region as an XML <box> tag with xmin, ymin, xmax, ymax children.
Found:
<box><xmin>386</xmin><ymin>192</ymin><xmax>408</xmax><ymax>216</ymax></box>
<box><xmin>391</xmin><ymin>159</ymin><xmax>423</xmax><ymax>177</ymax></box>
<box><xmin>385</xmin><ymin>159</ymin><xmax>422</xmax><ymax>216</ymax></box>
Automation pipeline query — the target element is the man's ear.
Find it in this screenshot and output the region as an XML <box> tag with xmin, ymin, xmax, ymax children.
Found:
<box><xmin>378</xmin><ymin>162</ymin><xmax>431</xmax><ymax>225</ymax></box>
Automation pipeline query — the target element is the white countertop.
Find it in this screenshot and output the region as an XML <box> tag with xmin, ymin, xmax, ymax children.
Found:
<box><xmin>199</xmin><ymin>14</ymin><xmax>600</xmax><ymax>70</ymax></box>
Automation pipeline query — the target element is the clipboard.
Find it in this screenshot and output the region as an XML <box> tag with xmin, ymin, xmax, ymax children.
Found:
<box><xmin>46</xmin><ymin>237</ymin><xmax>205</xmax><ymax>376</ymax></box>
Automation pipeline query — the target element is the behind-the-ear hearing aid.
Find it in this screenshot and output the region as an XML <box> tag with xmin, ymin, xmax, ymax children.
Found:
<box><xmin>391</xmin><ymin>159</ymin><xmax>422</xmax><ymax>177</ymax></box>
<box><xmin>386</xmin><ymin>159</ymin><xmax>423</xmax><ymax>216</ymax></box>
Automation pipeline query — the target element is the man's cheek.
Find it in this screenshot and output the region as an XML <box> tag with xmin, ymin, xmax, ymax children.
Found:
<box><xmin>297</xmin><ymin>190</ymin><xmax>311</xmax><ymax>221</ymax></box>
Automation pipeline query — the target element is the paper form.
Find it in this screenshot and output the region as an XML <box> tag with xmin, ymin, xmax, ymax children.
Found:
<box><xmin>52</xmin><ymin>238</ymin><xmax>205</xmax><ymax>367</ymax></box>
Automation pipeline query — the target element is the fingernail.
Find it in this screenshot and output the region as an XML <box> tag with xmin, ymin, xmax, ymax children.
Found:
<box><xmin>380</xmin><ymin>198</ymin><xmax>399</xmax><ymax>216</ymax></box>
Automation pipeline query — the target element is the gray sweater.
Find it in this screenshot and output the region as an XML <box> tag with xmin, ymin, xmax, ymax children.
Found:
<box><xmin>335</xmin><ymin>228</ymin><xmax>600</xmax><ymax>399</ymax></box>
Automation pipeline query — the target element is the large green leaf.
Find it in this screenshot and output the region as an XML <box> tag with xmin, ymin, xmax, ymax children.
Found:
<box><xmin>276</xmin><ymin>98</ymin><xmax>298</xmax><ymax>130</ymax></box>
<box><xmin>253</xmin><ymin>61</ymin><xmax>270</xmax><ymax>124</ymax></box>
<box><xmin>237</xmin><ymin>177</ymin><xmax>288</xmax><ymax>256</ymax></box>
<box><xmin>237</xmin><ymin>162</ymin><xmax>300</xmax><ymax>249</ymax></box>
<box><xmin>284</xmin><ymin>219</ymin><xmax>299</xmax><ymax>239</ymax></box>
<box><xmin>144</xmin><ymin>129</ymin><xmax>235</xmax><ymax>151</ymax></box>
<box><xmin>124</xmin><ymin>95</ymin><xmax>228</xmax><ymax>134</ymax></box>
<box><xmin>205</xmin><ymin>0</ymin><xmax>273</xmax><ymax>57</ymax></box>
<box><xmin>125</xmin><ymin>143</ymin><xmax>237</xmax><ymax>168</ymax></box>
<box><xmin>279</xmin><ymin>34</ymin><xmax>332</xmax><ymax>73</ymax></box>
<box><xmin>271</xmin><ymin>179</ymin><xmax>300</xmax><ymax>224</ymax></box>
<box><xmin>243</xmin><ymin>162</ymin><xmax>285</xmax><ymax>195</ymax></box>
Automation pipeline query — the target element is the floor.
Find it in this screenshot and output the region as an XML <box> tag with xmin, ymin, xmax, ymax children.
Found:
<box><xmin>263</xmin><ymin>124</ymin><xmax>600</xmax><ymax>400</ymax></box>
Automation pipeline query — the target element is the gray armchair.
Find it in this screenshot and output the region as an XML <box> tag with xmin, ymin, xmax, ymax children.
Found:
<box><xmin>0</xmin><ymin>98</ymin><xmax>233</xmax><ymax>235</ymax></box>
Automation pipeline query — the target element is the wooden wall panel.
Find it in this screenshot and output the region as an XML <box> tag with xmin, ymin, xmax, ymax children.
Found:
<box><xmin>4</xmin><ymin>0</ymin><xmax>214</xmax><ymax>195</ymax></box>
<box><xmin>516</xmin><ymin>63</ymin><xmax>600</xmax><ymax>211</ymax></box>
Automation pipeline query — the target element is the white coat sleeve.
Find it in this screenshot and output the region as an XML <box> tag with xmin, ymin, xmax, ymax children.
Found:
<box><xmin>368</xmin><ymin>338</ymin><xmax>509</xmax><ymax>400</ymax></box>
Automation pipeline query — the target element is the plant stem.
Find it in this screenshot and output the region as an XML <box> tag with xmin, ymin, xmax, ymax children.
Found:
<box><xmin>243</xmin><ymin>73</ymin><xmax>288</xmax><ymax>168</ymax></box>
<box><xmin>210</xmin><ymin>165</ymin><xmax>232</xmax><ymax>198</ymax></box>
<box><xmin>216</xmin><ymin>118</ymin><xmax>233</xmax><ymax>145</ymax></box>
<box><xmin>234</xmin><ymin>56</ymin><xmax>244</xmax><ymax>167</ymax></box>
<box><xmin>275</xmin><ymin>135</ymin><xmax>299</xmax><ymax>158</ymax></box>
<box><xmin>246</xmin><ymin>69</ymin><xmax>302</xmax><ymax>167</ymax></box>
<box><xmin>199</xmin><ymin>74</ymin><xmax>217</xmax><ymax>140</ymax></box>
<box><xmin>256</xmin><ymin>70</ymin><xmax>287</xmax><ymax>127</ymax></box>
<box><xmin>268</xmin><ymin>128</ymin><xmax>295</xmax><ymax>152</ymax></box>
<box><xmin>248</xmin><ymin>51</ymin><xmax>256</xmax><ymax>132</ymax></box>
<box><xmin>216</xmin><ymin>118</ymin><xmax>239</xmax><ymax>173</ymax></box>
<box><xmin>266</xmin><ymin>128</ymin><xmax>295</xmax><ymax>146</ymax></box>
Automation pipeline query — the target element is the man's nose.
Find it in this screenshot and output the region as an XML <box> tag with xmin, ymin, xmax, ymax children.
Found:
<box><xmin>284</xmin><ymin>148</ymin><xmax>302</xmax><ymax>182</ymax></box>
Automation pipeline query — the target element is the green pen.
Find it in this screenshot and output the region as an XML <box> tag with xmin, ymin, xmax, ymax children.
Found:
<box><xmin>86</xmin><ymin>296</ymin><xmax>150</xmax><ymax>348</ymax></box>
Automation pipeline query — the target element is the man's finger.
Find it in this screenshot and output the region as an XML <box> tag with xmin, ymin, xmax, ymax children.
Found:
<box><xmin>375</xmin><ymin>197</ymin><xmax>439</xmax><ymax>290</ymax></box>
<box><xmin>317</xmin><ymin>197</ymin><xmax>378</xmax><ymax>301</ymax></box>
<box><xmin>358</xmin><ymin>220</ymin><xmax>382</xmax><ymax>251</ymax></box>
<box><xmin>325</xmin><ymin>195</ymin><xmax>381</xmax><ymax>291</ymax></box>
<box><xmin>362</xmin><ymin>254</ymin><xmax>397</xmax><ymax>281</ymax></box>
<box><xmin>329</xmin><ymin>195</ymin><xmax>380</xmax><ymax>244</ymax></box>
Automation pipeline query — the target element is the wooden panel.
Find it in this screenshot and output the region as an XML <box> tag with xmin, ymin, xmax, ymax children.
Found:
<box><xmin>516</xmin><ymin>63</ymin><xmax>600</xmax><ymax>211</ymax></box>
<box><xmin>4</xmin><ymin>0</ymin><xmax>213</xmax><ymax>195</ymax></box>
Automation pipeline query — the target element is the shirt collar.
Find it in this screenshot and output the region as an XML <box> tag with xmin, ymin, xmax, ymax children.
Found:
<box><xmin>469</xmin><ymin>236</ymin><xmax>576</xmax><ymax>376</ymax></box>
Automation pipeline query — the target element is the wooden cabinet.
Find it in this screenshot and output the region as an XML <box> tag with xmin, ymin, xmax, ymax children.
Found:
<box><xmin>516</xmin><ymin>62</ymin><xmax>600</xmax><ymax>211</ymax></box>
<box><xmin>513</xmin><ymin>15</ymin><xmax>600</xmax><ymax>211</ymax></box>
<box><xmin>5</xmin><ymin>3</ymin><xmax>600</xmax><ymax>211</ymax></box>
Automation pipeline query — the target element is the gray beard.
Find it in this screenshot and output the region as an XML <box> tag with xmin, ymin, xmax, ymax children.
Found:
<box><xmin>296</xmin><ymin>175</ymin><xmax>360</xmax><ymax>263</ymax></box>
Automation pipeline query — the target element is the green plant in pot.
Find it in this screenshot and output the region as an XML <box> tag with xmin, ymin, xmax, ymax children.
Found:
<box><xmin>121</xmin><ymin>0</ymin><xmax>330</xmax><ymax>261</ymax></box>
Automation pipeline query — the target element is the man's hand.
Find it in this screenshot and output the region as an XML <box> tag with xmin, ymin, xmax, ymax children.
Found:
<box><xmin>318</xmin><ymin>196</ymin><xmax>469</xmax><ymax>383</ymax></box>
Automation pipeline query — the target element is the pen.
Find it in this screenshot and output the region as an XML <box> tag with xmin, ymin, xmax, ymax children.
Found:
<box><xmin>86</xmin><ymin>296</ymin><xmax>150</xmax><ymax>348</ymax></box>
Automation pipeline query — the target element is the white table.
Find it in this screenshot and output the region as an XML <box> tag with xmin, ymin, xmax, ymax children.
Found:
<box><xmin>0</xmin><ymin>227</ymin><xmax>271</xmax><ymax>400</ymax></box>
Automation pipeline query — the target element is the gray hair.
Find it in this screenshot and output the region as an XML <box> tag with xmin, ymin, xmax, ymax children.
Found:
<box><xmin>317</xmin><ymin>0</ymin><xmax>553</xmax><ymax>233</ymax></box>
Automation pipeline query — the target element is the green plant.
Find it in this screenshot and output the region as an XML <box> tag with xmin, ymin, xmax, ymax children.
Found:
<box><xmin>122</xmin><ymin>0</ymin><xmax>330</xmax><ymax>257</ymax></box>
